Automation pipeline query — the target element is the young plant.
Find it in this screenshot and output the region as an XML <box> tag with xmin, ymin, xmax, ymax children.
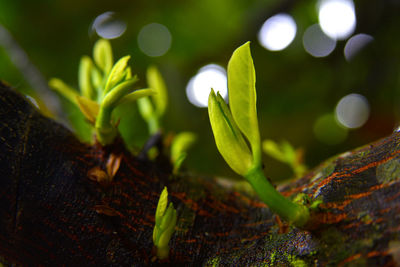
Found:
<box><xmin>49</xmin><ymin>39</ymin><xmax>155</xmax><ymax>145</ymax></box>
<box><xmin>263</xmin><ymin>139</ymin><xmax>307</xmax><ymax>178</ymax></box>
<box><xmin>138</xmin><ymin>66</ymin><xmax>168</xmax><ymax>135</ymax></box>
<box><xmin>208</xmin><ymin>42</ymin><xmax>309</xmax><ymax>227</ymax></box>
<box><xmin>153</xmin><ymin>187</ymin><xmax>177</xmax><ymax>260</ymax></box>
<box><xmin>170</xmin><ymin>132</ymin><xmax>197</xmax><ymax>174</ymax></box>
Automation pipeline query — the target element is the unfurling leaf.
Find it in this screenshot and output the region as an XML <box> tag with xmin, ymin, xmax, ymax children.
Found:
<box><xmin>76</xmin><ymin>96</ymin><xmax>99</xmax><ymax>124</ymax></box>
<box><xmin>93</xmin><ymin>39</ymin><xmax>113</xmax><ymax>75</ymax></box>
<box><xmin>101</xmin><ymin>76</ymin><xmax>138</xmax><ymax>108</ymax></box>
<box><xmin>227</xmin><ymin>41</ymin><xmax>261</xmax><ymax>164</ymax></box>
<box><xmin>103</xmin><ymin>55</ymin><xmax>131</xmax><ymax>95</ymax></box>
<box><xmin>208</xmin><ymin>89</ymin><xmax>252</xmax><ymax>175</ymax></box>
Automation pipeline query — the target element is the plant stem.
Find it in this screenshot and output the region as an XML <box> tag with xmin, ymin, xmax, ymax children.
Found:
<box><xmin>245</xmin><ymin>166</ymin><xmax>309</xmax><ymax>227</ymax></box>
<box><xmin>95</xmin><ymin>107</ymin><xmax>116</xmax><ymax>145</ymax></box>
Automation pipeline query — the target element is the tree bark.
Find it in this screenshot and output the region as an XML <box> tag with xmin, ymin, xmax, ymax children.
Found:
<box><xmin>1</xmin><ymin>81</ymin><xmax>400</xmax><ymax>266</ymax></box>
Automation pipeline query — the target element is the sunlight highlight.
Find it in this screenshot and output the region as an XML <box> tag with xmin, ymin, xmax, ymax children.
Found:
<box><xmin>92</xmin><ymin>12</ymin><xmax>126</xmax><ymax>39</ymax></box>
<box><xmin>137</xmin><ymin>23</ymin><xmax>172</xmax><ymax>57</ymax></box>
<box><xmin>335</xmin><ymin>93</ymin><xmax>370</xmax><ymax>129</ymax></box>
<box><xmin>344</xmin><ymin>33</ymin><xmax>374</xmax><ymax>61</ymax></box>
<box><xmin>258</xmin><ymin>13</ymin><xmax>297</xmax><ymax>51</ymax></box>
<box><xmin>318</xmin><ymin>0</ymin><xmax>356</xmax><ymax>40</ymax></box>
<box><xmin>186</xmin><ymin>64</ymin><xmax>228</xmax><ymax>108</ymax></box>
<box><xmin>303</xmin><ymin>24</ymin><xmax>336</xmax><ymax>57</ymax></box>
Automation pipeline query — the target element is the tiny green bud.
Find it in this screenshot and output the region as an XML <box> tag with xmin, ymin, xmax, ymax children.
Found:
<box><xmin>153</xmin><ymin>187</ymin><xmax>177</xmax><ymax>260</ymax></box>
<box><xmin>101</xmin><ymin>77</ymin><xmax>138</xmax><ymax>108</ymax></box>
<box><xmin>103</xmin><ymin>55</ymin><xmax>131</xmax><ymax>95</ymax></box>
<box><xmin>208</xmin><ymin>89</ymin><xmax>253</xmax><ymax>175</ymax></box>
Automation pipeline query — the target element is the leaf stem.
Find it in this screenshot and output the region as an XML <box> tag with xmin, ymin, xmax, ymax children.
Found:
<box><xmin>244</xmin><ymin>166</ymin><xmax>309</xmax><ymax>227</ymax></box>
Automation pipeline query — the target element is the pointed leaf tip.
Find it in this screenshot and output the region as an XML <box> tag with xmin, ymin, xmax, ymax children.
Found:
<box><xmin>228</xmin><ymin>42</ymin><xmax>261</xmax><ymax>165</ymax></box>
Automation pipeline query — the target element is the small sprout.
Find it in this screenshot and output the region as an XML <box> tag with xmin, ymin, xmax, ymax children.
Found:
<box><xmin>49</xmin><ymin>39</ymin><xmax>155</xmax><ymax>146</ymax></box>
<box><xmin>208</xmin><ymin>42</ymin><xmax>309</xmax><ymax>227</ymax></box>
<box><xmin>263</xmin><ymin>139</ymin><xmax>308</xmax><ymax>178</ymax></box>
<box><xmin>106</xmin><ymin>153</ymin><xmax>122</xmax><ymax>178</ymax></box>
<box><xmin>170</xmin><ymin>132</ymin><xmax>197</xmax><ymax>174</ymax></box>
<box><xmin>153</xmin><ymin>187</ymin><xmax>177</xmax><ymax>260</ymax></box>
<box><xmin>94</xmin><ymin>204</ymin><xmax>119</xmax><ymax>216</ymax></box>
<box><xmin>138</xmin><ymin>66</ymin><xmax>168</xmax><ymax>134</ymax></box>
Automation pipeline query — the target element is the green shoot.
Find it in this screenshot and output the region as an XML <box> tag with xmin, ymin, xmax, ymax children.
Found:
<box><xmin>138</xmin><ymin>66</ymin><xmax>168</xmax><ymax>134</ymax></box>
<box><xmin>170</xmin><ymin>132</ymin><xmax>197</xmax><ymax>174</ymax></box>
<box><xmin>208</xmin><ymin>42</ymin><xmax>309</xmax><ymax>227</ymax></box>
<box><xmin>153</xmin><ymin>187</ymin><xmax>177</xmax><ymax>260</ymax></box>
<box><xmin>263</xmin><ymin>139</ymin><xmax>307</xmax><ymax>178</ymax></box>
<box><xmin>49</xmin><ymin>39</ymin><xmax>155</xmax><ymax>145</ymax></box>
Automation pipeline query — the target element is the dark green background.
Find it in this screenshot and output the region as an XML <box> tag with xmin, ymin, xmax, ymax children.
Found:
<box><xmin>1</xmin><ymin>0</ymin><xmax>399</xmax><ymax>181</ymax></box>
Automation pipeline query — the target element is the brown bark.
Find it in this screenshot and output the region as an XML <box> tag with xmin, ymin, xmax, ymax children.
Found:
<box><xmin>1</xmin><ymin>81</ymin><xmax>400</xmax><ymax>266</ymax></box>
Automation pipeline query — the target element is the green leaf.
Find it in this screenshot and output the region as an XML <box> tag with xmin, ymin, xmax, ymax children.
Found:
<box><xmin>160</xmin><ymin>203</ymin><xmax>174</xmax><ymax>231</ymax></box>
<box><xmin>48</xmin><ymin>78</ymin><xmax>79</xmax><ymax>105</ymax></box>
<box><xmin>158</xmin><ymin>205</ymin><xmax>177</xmax><ymax>247</ymax></box>
<box><xmin>76</xmin><ymin>96</ymin><xmax>99</xmax><ymax>124</ymax></box>
<box><xmin>155</xmin><ymin>187</ymin><xmax>168</xmax><ymax>224</ymax></box>
<box><xmin>79</xmin><ymin>56</ymin><xmax>96</xmax><ymax>100</ymax></box>
<box><xmin>227</xmin><ymin>41</ymin><xmax>261</xmax><ymax>165</ymax></box>
<box><xmin>147</xmin><ymin>66</ymin><xmax>168</xmax><ymax>117</ymax></box>
<box><xmin>93</xmin><ymin>39</ymin><xmax>113</xmax><ymax>75</ymax></box>
<box><xmin>208</xmin><ymin>89</ymin><xmax>252</xmax><ymax>175</ymax></box>
<box><xmin>101</xmin><ymin>76</ymin><xmax>138</xmax><ymax>108</ymax></box>
<box><xmin>116</xmin><ymin>88</ymin><xmax>156</xmax><ymax>106</ymax></box>
<box><xmin>137</xmin><ymin>96</ymin><xmax>154</xmax><ymax>121</ymax></box>
<box><xmin>103</xmin><ymin>55</ymin><xmax>131</xmax><ymax>95</ymax></box>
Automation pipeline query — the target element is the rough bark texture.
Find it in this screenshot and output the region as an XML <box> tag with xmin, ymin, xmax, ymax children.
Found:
<box><xmin>1</xmin><ymin>81</ymin><xmax>400</xmax><ymax>266</ymax></box>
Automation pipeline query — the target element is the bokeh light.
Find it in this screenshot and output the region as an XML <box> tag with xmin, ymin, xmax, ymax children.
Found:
<box><xmin>314</xmin><ymin>113</ymin><xmax>348</xmax><ymax>145</ymax></box>
<box><xmin>344</xmin><ymin>33</ymin><xmax>374</xmax><ymax>61</ymax></box>
<box><xmin>335</xmin><ymin>93</ymin><xmax>370</xmax><ymax>129</ymax></box>
<box><xmin>258</xmin><ymin>13</ymin><xmax>297</xmax><ymax>51</ymax></box>
<box><xmin>303</xmin><ymin>24</ymin><xmax>336</xmax><ymax>57</ymax></box>
<box><xmin>137</xmin><ymin>23</ymin><xmax>172</xmax><ymax>57</ymax></box>
<box><xmin>318</xmin><ymin>0</ymin><xmax>356</xmax><ymax>40</ymax></box>
<box><xmin>91</xmin><ymin>12</ymin><xmax>127</xmax><ymax>39</ymax></box>
<box><xmin>186</xmin><ymin>64</ymin><xmax>228</xmax><ymax>108</ymax></box>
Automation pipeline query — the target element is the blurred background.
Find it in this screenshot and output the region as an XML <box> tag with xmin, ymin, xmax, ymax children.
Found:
<box><xmin>1</xmin><ymin>0</ymin><xmax>400</xmax><ymax>181</ymax></box>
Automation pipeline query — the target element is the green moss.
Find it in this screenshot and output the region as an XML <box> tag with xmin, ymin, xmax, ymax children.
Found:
<box><xmin>205</xmin><ymin>256</ymin><xmax>220</xmax><ymax>267</ymax></box>
<box><xmin>286</xmin><ymin>254</ymin><xmax>308</xmax><ymax>267</ymax></box>
<box><xmin>376</xmin><ymin>159</ymin><xmax>400</xmax><ymax>184</ymax></box>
